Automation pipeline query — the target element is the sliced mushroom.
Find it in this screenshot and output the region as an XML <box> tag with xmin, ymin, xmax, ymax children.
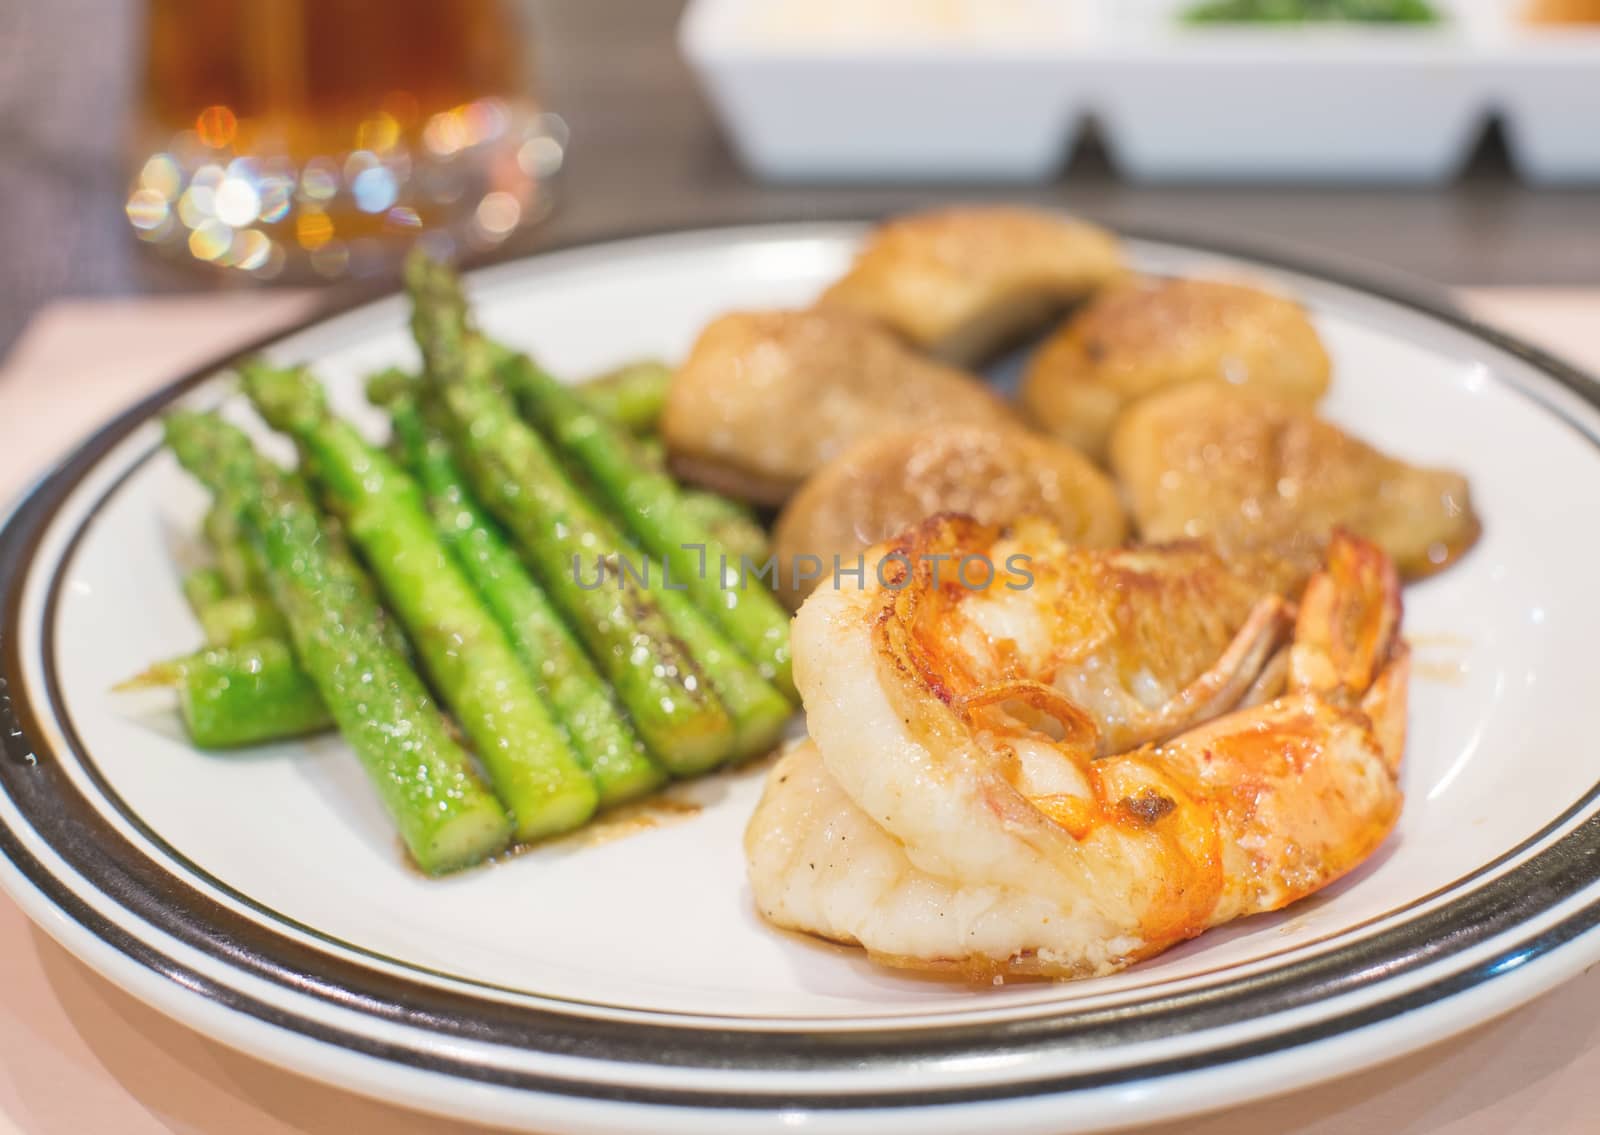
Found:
<box><xmin>1022</xmin><ymin>277</ymin><xmax>1332</xmax><ymax>461</ymax></box>
<box><xmin>818</xmin><ymin>206</ymin><xmax>1126</xmax><ymax>366</ymax></box>
<box><xmin>1109</xmin><ymin>383</ymin><xmax>1479</xmax><ymax>580</ymax></box>
<box><xmin>773</xmin><ymin>423</ymin><xmax>1127</xmax><ymax>608</ymax></box>
<box><xmin>663</xmin><ymin>307</ymin><xmax>1017</xmax><ymax>507</ymax></box>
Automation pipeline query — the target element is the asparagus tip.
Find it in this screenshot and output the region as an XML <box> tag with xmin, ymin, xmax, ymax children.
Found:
<box><xmin>365</xmin><ymin>367</ymin><xmax>420</xmax><ymax>409</ymax></box>
<box><xmin>240</xmin><ymin>360</ymin><xmax>325</xmax><ymax>435</ymax></box>
<box><xmin>113</xmin><ymin>659</ymin><xmax>183</xmax><ymax>691</ymax></box>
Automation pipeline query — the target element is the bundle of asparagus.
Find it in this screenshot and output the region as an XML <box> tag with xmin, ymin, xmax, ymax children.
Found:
<box><xmin>128</xmin><ymin>253</ymin><xmax>790</xmax><ymax>874</ymax></box>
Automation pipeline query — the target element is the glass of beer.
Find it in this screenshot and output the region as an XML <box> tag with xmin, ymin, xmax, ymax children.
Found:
<box><xmin>124</xmin><ymin>0</ymin><xmax>566</xmax><ymax>280</ymax></box>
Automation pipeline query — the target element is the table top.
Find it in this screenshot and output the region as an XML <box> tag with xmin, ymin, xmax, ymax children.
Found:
<box><xmin>3</xmin><ymin>2</ymin><xmax>1600</xmax><ymax>1129</ymax></box>
<box><xmin>2</xmin><ymin>0</ymin><xmax>1599</xmax><ymax>358</ymax></box>
<box><xmin>0</xmin><ymin>287</ymin><xmax>1598</xmax><ymax>1135</ymax></box>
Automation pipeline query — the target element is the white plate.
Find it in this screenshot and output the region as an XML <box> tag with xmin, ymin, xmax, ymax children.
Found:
<box><xmin>4</xmin><ymin>222</ymin><xmax>1600</xmax><ymax>1134</ymax></box>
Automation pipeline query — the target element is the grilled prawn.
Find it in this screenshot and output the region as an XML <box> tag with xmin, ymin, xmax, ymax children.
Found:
<box><xmin>746</xmin><ymin>516</ymin><xmax>1407</xmax><ymax>979</ymax></box>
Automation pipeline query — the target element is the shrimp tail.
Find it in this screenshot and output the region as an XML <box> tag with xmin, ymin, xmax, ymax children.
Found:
<box><xmin>1289</xmin><ymin>529</ymin><xmax>1402</xmax><ymax>701</ymax></box>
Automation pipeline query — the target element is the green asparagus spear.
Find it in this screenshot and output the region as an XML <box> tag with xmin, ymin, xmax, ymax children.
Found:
<box><xmin>195</xmin><ymin>593</ymin><xmax>289</xmax><ymax>647</ymax></box>
<box><xmin>178</xmin><ymin>523</ymin><xmax>329</xmax><ymax>731</ymax></box>
<box><xmin>576</xmin><ymin>360</ymin><xmax>671</xmax><ymax>434</ymax></box>
<box><xmin>406</xmin><ymin>255</ymin><xmax>738</xmax><ymax>774</ymax></box>
<box><xmin>204</xmin><ymin>502</ymin><xmax>269</xmax><ymax>595</ymax></box>
<box><xmin>647</xmin><ymin>585</ymin><xmax>792</xmax><ymax>761</ymax></box>
<box><xmin>499</xmin><ymin>350</ymin><xmax>795</xmax><ymax>700</ymax></box>
<box><xmin>635</xmin><ymin>434</ymin><xmax>668</xmax><ymax>472</ymax></box>
<box><xmin>120</xmin><ymin>640</ymin><xmax>334</xmax><ymax>749</ymax></box>
<box><xmin>376</xmin><ymin>380</ymin><xmax>665</xmax><ymax>806</ymax></box>
<box><xmin>193</xmin><ymin>502</ymin><xmax>292</xmax><ymax>646</ymax></box>
<box><xmin>163</xmin><ymin>410</ymin><xmax>512</xmax><ymax>873</ymax></box>
<box><xmin>466</xmin><ymin>360</ymin><xmax>788</xmax><ymax>760</ymax></box>
<box><xmin>210</xmin><ymin>491</ymin><xmax>400</xmax><ymax>622</ymax></box>
<box><xmin>679</xmin><ymin>490</ymin><xmax>770</xmax><ymax>565</ymax></box>
<box><xmin>242</xmin><ymin>362</ymin><xmax>599</xmax><ymax>841</ymax></box>
<box><xmin>181</xmin><ymin>567</ymin><xmax>229</xmax><ymax>614</ymax></box>
<box><xmin>581</xmin><ymin>421</ymin><xmax>768</xmax><ymax>565</ymax></box>
<box><xmin>557</xmin><ymin>372</ymin><xmax>768</xmax><ymax>573</ymax></box>
<box><xmin>435</xmin><ymin>372</ymin><xmax>743</xmax><ymax>772</ymax></box>
<box><xmin>500</xmin><ymin>391</ymin><xmax>791</xmax><ymax>760</ymax></box>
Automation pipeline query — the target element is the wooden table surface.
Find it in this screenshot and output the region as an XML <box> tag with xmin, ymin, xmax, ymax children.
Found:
<box><xmin>1</xmin><ymin>0</ymin><xmax>1598</xmax><ymax>357</ymax></box>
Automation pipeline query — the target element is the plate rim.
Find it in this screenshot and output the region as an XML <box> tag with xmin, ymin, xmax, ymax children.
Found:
<box><xmin>4</xmin><ymin>216</ymin><xmax>1600</xmax><ymax>1131</ymax></box>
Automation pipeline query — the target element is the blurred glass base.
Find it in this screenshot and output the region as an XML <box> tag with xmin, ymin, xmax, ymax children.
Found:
<box><xmin>126</xmin><ymin>101</ymin><xmax>566</xmax><ymax>282</ymax></box>
<box><xmin>122</xmin><ymin>0</ymin><xmax>559</xmax><ymax>283</ymax></box>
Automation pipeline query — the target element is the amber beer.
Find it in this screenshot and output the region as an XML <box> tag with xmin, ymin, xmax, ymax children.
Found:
<box><xmin>126</xmin><ymin>0</ymin><xmax>564</xmax><ymax>278</ymax></box>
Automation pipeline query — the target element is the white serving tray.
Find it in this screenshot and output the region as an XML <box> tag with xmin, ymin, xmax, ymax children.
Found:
<box><xmin>1484</xmin><ymin>20</ymin><xmax>1600</xmax><ymax>184</ymax></box>
<box><xmin>1086</xmin><ymin>0</ymin><xmax>1490</xmax><ymax>184</ymax></box>
<box><xmin>680</xmin><ymin>0</ymin><xmax>1600</xmax><ymax>185</ymax></box>
<box><xmin>679</xmin><ymin>0</ymin><xmax>1094</xmax><ymax>182</ymax></box>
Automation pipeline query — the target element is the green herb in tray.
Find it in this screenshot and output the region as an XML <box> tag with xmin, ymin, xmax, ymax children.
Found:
<box><xmin>1183</xmin><ymin>0</ymin><xmax>1439</xmax><ymax>23</ymax></box>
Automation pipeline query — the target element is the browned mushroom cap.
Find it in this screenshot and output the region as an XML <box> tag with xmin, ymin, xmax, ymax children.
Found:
<box><xmin>1021</xmin><ymin>277</ymin><xmax>1332</xmax><ymax>462</ymax></box>
<box><xmin>772</xmin><ymin>423</ymin><xmax>1127</xmax><ymax>609</ymax></box>
<box><xmin>662</xmin><ymin>307</ymin><xmax>1018</xmax><ymax>508</ymax></box>
<box><xmin>817</xmin><ymin>206</ymin><xmax>1127</xmax><ymax>367</ymax></box>
<box><xmin>1109</xmin><ymin>384</ymin><xmax>1480</xmax><ymax>581</ymax></box>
